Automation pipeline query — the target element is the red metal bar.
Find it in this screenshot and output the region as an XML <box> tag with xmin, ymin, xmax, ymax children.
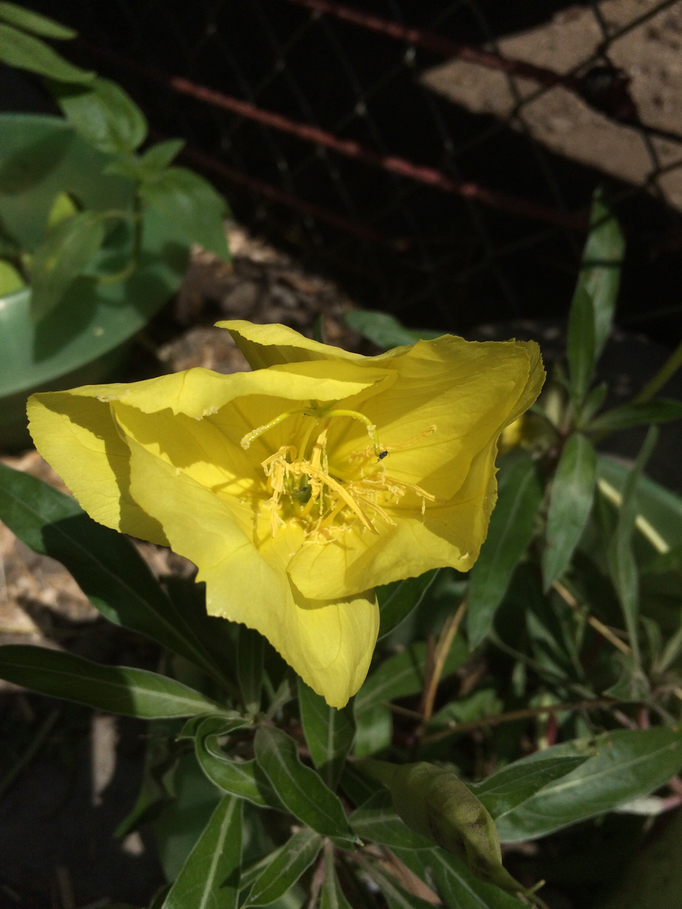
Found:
<box><xmin>79</xmin><ymin>41</ymin><xmax>588</xmax><ymax>232</ymax></box>
<box><xmin>288</xmin><ymin>0</ymin><xmax>580</xmax><ymax>91</ymax></box>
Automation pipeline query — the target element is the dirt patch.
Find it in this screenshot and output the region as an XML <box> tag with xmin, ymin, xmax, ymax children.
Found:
<box><xmin>422</xmin><ymin>0</ymin><xmax>682</xmax><ymax>209</ymax></box>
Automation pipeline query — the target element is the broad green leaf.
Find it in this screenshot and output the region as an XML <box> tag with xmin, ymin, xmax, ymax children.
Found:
<box><xmin>254</xmin><ymin>727</ymin><xmax>358</xmax><ymax>847</ymax></box>
<box><xmin>139</xmin><ymin>139</ymin><xmax>186</xmax><ymax>175</ymax></box>
<box><xmin>495</xmin><ymin>727</ymin><xmax>682</xmax><ymax>842</ymax></box>
<box><xmin>0</xmin><ymin>258</ymin><xmax>25</xmax><ymax>295</ymax></box>
<box><xmin>395</xmin><ymin>847</ymin><xmax>524</xmax><ymax>909</ymax></box>
<box><xmin>378</xmin><ymin>570</ymin><xmax>440</xmax><ymax>639</ymax></box>
<box><xmin>344</xmin><ymin>310</ymin><xmax>441</xmax><ymax>350</ymax></box>
<box><xmin>606</xmin><ymin>428</ymin><xmax>659</xmax><ymax>666</ymax></box>
<box><xmin>238</xmin><ymin>626</ymin><xmax>264</xmax><ymax>716</ymax></box>
<box><xmin>298</xmin><ymin>679</ymin><xmax>355</xmax><ymax>789</ymax></box>
<box><xmin>589</xmin><ymin>399</ymin><xmax>682</xmax><ymax>433</ymax></box>
<box><xmin>162</xmin><ymin>795</ymin><xmax>242</xmax><ymax>909</ymax></box>
<box><xmin>542</xmin><ymin>433</ymin><xmax>597</xmax><ymax>590</ymax></box>
<box><xmin>350</xmin><ymin>790</ymin><xmax>433</xmax><ymax>850</ymax></box>
<box><xmin>467</xmin><ymin>455</ymin><xmax>543</xmax><ymax>647</ymax></box>
<box><xmin>0</xmin><ymin>2</ymin><xmax>76</xmax><ymax>39</ymax></box>
<box><xmin>578</xmin><ymin>187</ymin><xmax>625</xmax><ymax>358</ymax></box>
<box><xmin>353</xmin><ymin>703</ymin><xmax>392</xmax><ymax>757</ymax></box>
<box><xmin>470</xmin><ymin>755</ymin><xmax>589</xmax><ymax>820</ymax></box>
<box><xmin>320</xmin><ymin>850</ymin><xmax>353</xmax><ymax>909</ymax></box>
<box><xmin>245</xmin><ymin>829</ymin><xmax>323</xmax><ymax>907</ymax></box>
<box><xmin>53</xmin><ymin>77</ymin><xmax>147</xmax><ymax>155</ymax></box>
<box><xmin>139</xmin><ymin>166</ymin><xmax>228</xmax><ymax>259</ymax></box>
<box><xmin>567</xmin><ymin>284</ymin><xmax>596</xmax><ymax>406</ymax></box>
<box><xmin>30</xmin><ymin>210</ymin><xmax>105</xmax><ymax>320</ymax></box>
<box><xmin>0</xmin><ymin>464</ymin><xmax>231</xmax><ymax>687</ymax></box>
<box><xmin>195</xmin><ymin>722</ymin><xmax>283</xmax><ymax>811</ymax></box>
<box><xmin>368</xmin><ymin>859</ymin><xmax>441</xmax><ymax>909</ymax></box>
<box><xmin>0</xmin><ymin>645</ymin><xmax>223</xmax><ymax>718</ymax></box>
<box><xmin>355</xmin><ymin>638</ymin><xmax>467</xmax><ymax>716</ymax></box>
<box><xmin>0</xmin><ymin>23</ymin><xmax>93</xmax><ymax>81</ymax></box>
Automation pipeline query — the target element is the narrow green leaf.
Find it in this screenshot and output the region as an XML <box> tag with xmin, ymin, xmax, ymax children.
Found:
<box><xmin>542</xmin><ymin>433</ymin><xmax>597</xmax><ymax>590</ymax></box>
<box><xmin>353</xmin><ymin>703</ymin><xmax>392</xmax><ymax>758</ymax></box>
<box><xmin>0</xmin><ymin>23</ymin><xmax>93</xmax><ymax>81</ymax></box>
<box><xmin>162</xmin><ymin>795</ymin><xmax>242</xmax><ymax>909</ymax></box>
<box><xmin>245</xmin><ymin>829</ymin><xmax>323</xmax><ymax>907</ymax></box>
<box><xmin>567</xmin><ymin>284</ymin><xmax>596</xmax><ymax>406</ymax></box>
<box><xmin>350</xmin><ymin>790</ymin><xmax>433</xmax><ymax>850</ymax></box>
<box><xmin>0</xmin><ymin>464</ymin><xmax>230</xmax><ymax>687</ymax></box>
<box><xmin>378</xmin><ymin>570</ymin><xmax>440</xmax><ymax>639</ymax></box>
<box><xmin>589</xmin><ymin>399</ymin><xmax>682</xmax><ymax>433</ymax></box>
<box><xmin>606</xmin><ymin>427</ymin><xmax>659</xmax><ymax>666</ymax></box>
<box><xmin>238</xmin><ymin>626</ymin><xmax>264</xmax><ymax>716</ymax></box>
<box><xmin>395</xmin><ymin>847</ymin><xmax>523</xmax><ymax>909</ymax></box>
<box><xmin>470</xmin><ymin>755</ymin><xmax>589</xmax><ymax>820</ymax></box>
<box><xmin>139</xmin><ymin>166</ymin><xmax>229</xmax><ymax>259</ymax></box>
<box><xmin>298</xmin><ymin>679</ymin><xmax>355</xmax><ymax>789</ymax></box>
<box><xmin>0</xmin><ymin>645</ymin><xmax>223</xmax><ymax>718</ymax></box>
<box><xmin>320</xmin><ymin>847</ymin><xmax>353</xmax><ymax>909</ymax></box>
<box><xmin>344</xmin><ymin>310</ymin><xmax>441</xmax><ymax>350</ymax></box>
<box><xmin>496</xmin><ymin>727</ymin><xmax>682</xmax><ymax>842</ymax></box>
<box><xmin>579</xmin><ymin>187</ymin><xmax>625</xmax><ymax>358</ymax></box>
<box><xmin>30</xmin><ymin>211</ymin><xmax>105</xmax><ymax>320</ymax></box>
<box><xmin>368</xmin><ymin>859</ymin><xmax>440</xmax><ymax>909</ymax></box>
<box><xmin>254</xmin><ymin>727</ymin><xmax>358</xmax><ymax>847</ymax></box>
<box><xmin>467</xmin><ymin>455</ymin><xmax>543</xmax><ymax>647</ymax></box>
<box><xmin>0</xmin><ymin>2</ymin><xmax>76</xmax><ymax>39</ymax></box>
<box><xmin>195</xmin><ymin>723</ymin><xmax>283</xmax><ymax>811</ymax></box>
<box><xmin>0</xmin><ymin>258</ymin><xmax>25</xmax><ymax>295</ymax></box>
<box><xmin>355</xmin><ymin>638</ymin><xmax>467</xmax><ymax>716</ymax></box>
<box><xmin>52</xmin><ymin>77</ymin><xmax>147</xmax><ymax>155</ymax></box>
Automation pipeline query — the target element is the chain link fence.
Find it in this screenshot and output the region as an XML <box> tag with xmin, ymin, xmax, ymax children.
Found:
<box><xmin>22</xmin><ymin>0</ymin><xmax>682</xmax><ymax>334</ymax></box>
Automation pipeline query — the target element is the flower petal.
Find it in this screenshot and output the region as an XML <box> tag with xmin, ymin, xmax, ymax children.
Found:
<box><xmin>220</xmin><ymin>319</ymin><xmax>364</xmax><ymax>369</ymax></box>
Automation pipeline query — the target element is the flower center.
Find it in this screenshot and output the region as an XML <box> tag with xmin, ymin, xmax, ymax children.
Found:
<box><xmin>240</xmin><ymin>403</ymin><xmax>436</xmax><ymax>542</ymax></box>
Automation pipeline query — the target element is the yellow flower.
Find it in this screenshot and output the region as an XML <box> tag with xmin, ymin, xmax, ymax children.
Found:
<box><xmin>27</xmin><ymin>320</ymin><xmax>544</xmax><ymax>707</ymax></box>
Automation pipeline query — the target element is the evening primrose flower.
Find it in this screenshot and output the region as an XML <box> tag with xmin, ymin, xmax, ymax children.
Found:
<box><xmin>27</xmin><ymin>320</ymin><xmax>544</xmax><ymax>707</ymax></box>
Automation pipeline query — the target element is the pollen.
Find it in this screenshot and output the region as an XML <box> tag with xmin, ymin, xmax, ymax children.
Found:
<box><xmin>244</xmin><ymin>403</ymin><xmax>437</xmax><ymax>542</ymax></box>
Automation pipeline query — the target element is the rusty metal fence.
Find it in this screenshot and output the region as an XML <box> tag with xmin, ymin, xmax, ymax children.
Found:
<box><xmin>23</xmin><ymin>0</ymin><xmax>682</xmax><ymax>333</ymax></box>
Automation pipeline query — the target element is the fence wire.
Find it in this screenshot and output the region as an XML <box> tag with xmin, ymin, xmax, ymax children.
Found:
<box><xmin>26</xmin><ymin>0</ymin><xmax>682</xmax><ymax>334</ymax></box>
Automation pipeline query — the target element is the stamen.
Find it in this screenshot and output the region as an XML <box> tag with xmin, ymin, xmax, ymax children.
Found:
<box><xmin>241</xmin><ymin>409</ymin><xmax>306</xmax><ymax>449</ymax></box>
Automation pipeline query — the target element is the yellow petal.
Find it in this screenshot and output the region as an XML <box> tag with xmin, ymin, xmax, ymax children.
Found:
<box><xmin>220</xmin><ymin>319</ymin><xmax>363</xmax><ymax>368</ymax></box>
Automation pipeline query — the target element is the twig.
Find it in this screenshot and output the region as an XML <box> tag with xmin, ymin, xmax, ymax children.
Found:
<box><xmin>419</xmin><ymin>599</ymin><xmax>468</xmax><ymax>727</ymax></box>
<box><xmin>553</xmin><ymin>579</ymin><xmax>633</xmax><ymax>656</ymax></box>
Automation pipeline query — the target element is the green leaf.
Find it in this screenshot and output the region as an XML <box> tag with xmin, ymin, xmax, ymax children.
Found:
<box><xmin>0</xmin><ymin>258</ymin><xmax>26</xmax><ymax>295</ymax></box>
<box><xmin>606</xmin><ymin>427</ymin><xmax>659</xmax><ymax>666</ymax></box>
<box><xmin>578</xmin><ymin>187</ymin><xmax>625</xmax><ymax>358</ymax></box>
<box><xmin>30</xmin><ymin>210</ymin><xmax>105</xmax><ymax>320</ymax></box>
<box><xmin>589</xmin><ymin>399</ymin><xmax>682</xmax><ymax>433</ymax></box>
<box><xmin>470</xmin><ymin>755</ymin><xmax>589</xmax><ymax>820</ymax></box>
<box><xmin>195</xmin><ymin>720</ymin><xmax>283</xmax><ymax>811</ymax></box>
<box><xmin>0</xmin><ymin>2</ymin><xmax>76</xmax><ymax>39</ymax></box>
<box><xmin>52</xmin><ymin>77</ymin><xmax>147</xmax><ymax>155</ymax></box>
<box><xmin>0</xmin><ymin>645</ymin><xmax>224</xmax><ymax>718</ymax></box>
<box><xmin>161</xmin><ymin>795</ymin><xmax>242</xmax><ymax>909</ymax></box>
<box><xmin>353</xmin><ymin>703</ymin><xmax>392</xmax><ymax>757</ymax></box>
<box><xmin>344</xmin><ymin>310</ymin><xmax>441</xmax><ymax>349</ymax></box>
<box><xmin>47</xmin><ymin>190</ymin><xmax>80</xmax><ymax>230</ymax></box>
<box><xmin>320</xmin><ymin>849</ymin><xmax>353</xmax><ymax>909</ymax></box>
<box><xmin>567</xmin><ymin>284</ymin><xmax>596</xmax><ymax>406</ymax></box>
<box><xmin>496</xmin><ymin>727</ymin><xmax>682</xmax><ymax>842</ymax></box>
<box><xmin>377</xmin><ymin>570</ymin><xmax>440</xmax><ymax>639</ymax></box>
<box><xmin>238</xmin><ymin>626</ymin><xmax>264</xmax><ymax>716</ymax></box>
<box><xmin>245</xmin><ymin>829</ymin><xmax>323</xmax><ymax>907</ymax></box>
<box><xmin>0</xmin><ymin>464</ymin><xmax>231</xmax><ymax>688</ymax></box>
<box><xmin>368</xmin><ymin>859</ymin><xmax>441</xmax><ymax>909</ymax></box>
<box><xmin>355</xmin><ymin>638</ymin><xmax>468</xmax><ymax>716</ymax></box>
<box><xmin>139</xmin><ymin>139</ymin><xmax>186</xmax><ymax>175</ymax></box>
<box><xmin>467</xmin><ymin>455</ymin><xmax>543</xmax><ymax>647</ymax></box>
<box><xmin>395</xmin><ymin>847</ymin><xmax>524</xmax><ymax>909</ymax></box>
<box><xmin>298</xmin><ymin>679</ymin><xmax>355</xmax><ymax>789</ymax></box>
<box><xmin>542</xmin><ymin>433</ymin><xmax>597</xmax><ymax>590</ymax></box>
<box><xmin>0</xmin><ymin>23</ymin><xmax>93</xmax><ymax>81</ymax></box>
<box><xmin>350</xmin><ymin>790</ymin><xmax>433</xmax><ymax>850</ymax></box>
<box><xmin>139</xmin><ymin>166</ymin><xmax>229</xmax><ymax>259</ymax></box>
<box><xmin>254</xmin><ymin>727</ymin><xmax>358</xmax><ymax>847</ymax></box>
